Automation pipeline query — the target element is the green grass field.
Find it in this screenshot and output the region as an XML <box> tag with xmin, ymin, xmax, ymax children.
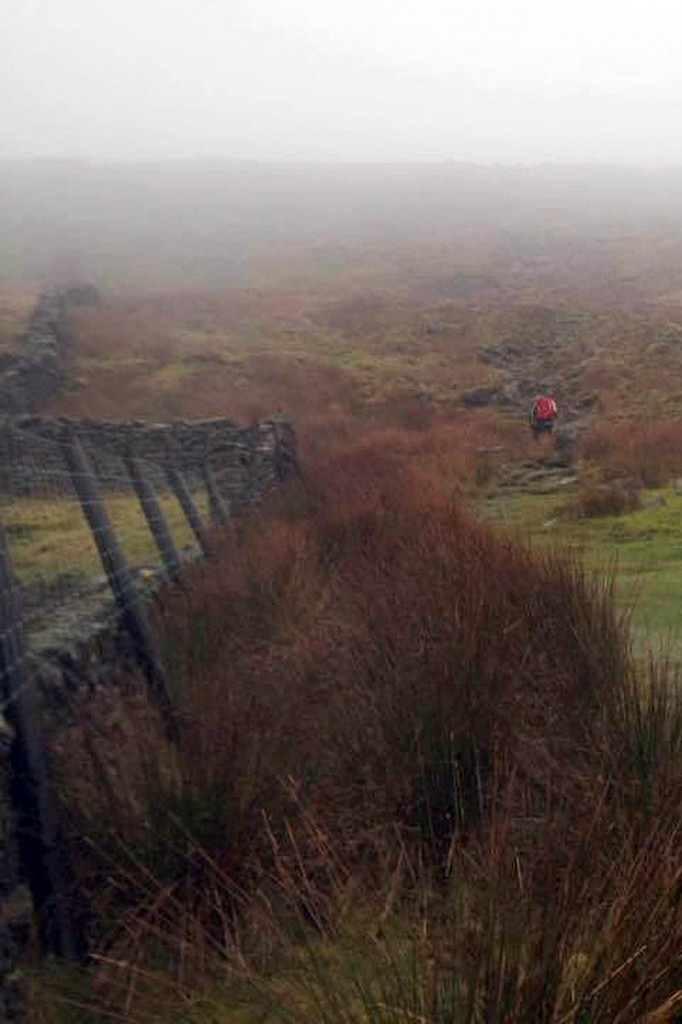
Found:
<box><xmin>2</xmin><ymin>489</ymin><xmax>209</xmax><ymax>585</ymax></box>
<box><xmin>480</xmin><ymin>483</ymin><xmax>682</xmax><ymax>655</ymax></box>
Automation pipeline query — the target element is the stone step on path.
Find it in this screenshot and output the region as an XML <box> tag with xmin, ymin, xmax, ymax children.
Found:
<box><xmin>493</xmin><ymin>458</ymin><xmax>579</xmax><ymax>495</ymax></box>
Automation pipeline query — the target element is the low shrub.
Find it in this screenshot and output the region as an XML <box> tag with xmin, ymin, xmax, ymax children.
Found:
<box><xmin>562</xmin><ymin>482</ymin><xmax>642</xmax><ymax>518</ymax></box>
<box><xmin>582</xmin><ymin>420</ymin><xmax>682</xmax><ymax>486</ymax></box>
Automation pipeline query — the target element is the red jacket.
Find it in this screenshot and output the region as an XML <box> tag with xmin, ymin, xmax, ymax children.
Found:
<box><xmin>532</xmin><ymin>396</ymin><xmax>558</xmax><ymax>422</ymax></box>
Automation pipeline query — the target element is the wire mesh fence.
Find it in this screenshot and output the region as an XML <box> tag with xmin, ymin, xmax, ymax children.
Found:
<box><xmin>0</xmin><ymin>414</ymin><xmax>300</xmax><ymax>730</ymax></box>
<box><xmin>0</xmin><ymin>421</ymin><xmax>217</xmax><ymax>649</ymax></box>
<box><xmin>0</xmin><ymin>418</ymin><xmax>242</xmax><ymax>956</ymax></box>
<box><xmin>0</xmin><ymin>415</ymin><xmax>300</xmax><ymax>957</ymax></box>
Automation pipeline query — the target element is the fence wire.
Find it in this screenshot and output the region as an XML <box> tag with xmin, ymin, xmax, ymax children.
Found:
<box><xmin>0</xmin><ymin>422</ymin><xmax>215</xmax><ymax>649</ymax></box>
<box><xmin>0</xmin><ymin>414</ymin><xmax>299</xmax><ymax>958</ymax></box>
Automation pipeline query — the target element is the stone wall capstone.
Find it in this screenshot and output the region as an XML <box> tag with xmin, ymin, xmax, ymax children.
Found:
<box><xmin>2</xmin><ymin>414</ymin><xmax>300</xmax><ymax>505</ymax></box>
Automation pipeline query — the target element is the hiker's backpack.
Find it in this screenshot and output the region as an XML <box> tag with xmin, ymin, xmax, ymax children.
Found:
<box><xmin>533</xmin><ymin>396</ymin><xmax>557</xmax><ymax>422</ymax></box>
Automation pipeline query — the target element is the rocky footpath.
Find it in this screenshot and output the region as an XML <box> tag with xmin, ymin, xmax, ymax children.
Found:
<box><xmin>492</xmin><ymin>458</ymin><xmax>579</xmax><ymax>495</ymax></box>
<box><xmin>462</xmin><ymin>311</ymin><xmax>598</xmax><ymax>422</ymax></box>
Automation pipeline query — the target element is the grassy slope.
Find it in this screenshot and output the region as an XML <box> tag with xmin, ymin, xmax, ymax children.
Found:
<box><xmin>45</xmin><ymin>292</ymin><xmax>496</xmax><ymax>426</ymax></box>
<box><xmin>39</xmin><ymin>285</ymin><xmax>682</xmax><ymax>649</ymax></box>
<box><xmin>2</xmin><ymin>491</ymin><xmax>203</xmax><ymax>583</ymax></box>
<box><xmin>17</xmin><ymin>192</ymin><xmax>682</xmax><ymax>1019</ymax></box>
<box><xmin>44</xmin><ymin>282</ymin><xmax>682</xmax><ymax>439</ymax></box>
<box><xmin>480</xmin><ymin>483</ymin><xmax>682</xmax><ymax>653</ymax></box>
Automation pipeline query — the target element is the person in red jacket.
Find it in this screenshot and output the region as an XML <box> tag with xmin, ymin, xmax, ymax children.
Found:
<box><xmin>530</xmin><ymin>395</ymin><xmax>558</xmax><ymax>438</ymax></box>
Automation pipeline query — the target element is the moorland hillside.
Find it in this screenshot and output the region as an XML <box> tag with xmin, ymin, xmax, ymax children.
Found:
<box><xmin>14</xmin><ymin>164</ymin><xmax>682</xmax><ymax>1021</ymax></box>
<box><xmin>7</xmin><ymin>160</ymin><xmax>682</xmax><ymax>303</ymax></box>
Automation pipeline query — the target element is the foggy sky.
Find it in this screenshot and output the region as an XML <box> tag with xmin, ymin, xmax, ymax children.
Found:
<box><xmin>4</xmin><ymin>0</ymin><xmax>682</xmax><ymax>164</ymax></box>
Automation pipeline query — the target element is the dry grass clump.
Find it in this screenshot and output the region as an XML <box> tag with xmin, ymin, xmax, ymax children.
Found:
<box><xmin>55</xmin><ymin>435</ymin><xmax>682</xmax><ymax>1020</ymax></box>
<box><xmin>582</xmin><ymin>420</ymin><xmax>682</xmax><ymax>486</ymax></box>
<box><xmin>562</xmin><ymin>481</ymin><xmax>642</xmax><ymax>519</ymax></box>
<box><xmin>254</xmin><ymin>775</ymin><xmax>682</xmax><ymax>1024</ymax></box>
<box><xmin>307</xmin><ymin>411</ymin><xmax>529</xmax><ymax>489</ymax></box>
<box><xmin>47</xmin><ymin>289</ymin><xmax>497</xmax><ymax>444</ymax></box>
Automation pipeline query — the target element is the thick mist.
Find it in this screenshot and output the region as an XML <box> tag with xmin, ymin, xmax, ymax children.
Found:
<box><xmin>4</xmin><ymin>161</ymin><xmax>682</xmax><ymax>301</ymax></box>
<box><xmin>4</xmin><ymin>0</ymin><xmax>682</xmax><ymax>164</ymax></box>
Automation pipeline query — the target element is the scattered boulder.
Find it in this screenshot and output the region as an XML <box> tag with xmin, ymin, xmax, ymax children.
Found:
<box><xmin>461</xmin><ymin>385</ymin><xmax>499</xmax><ymax>408</ymax></box>
<box><xmin>63</xmin><ymin>284</ymin><xmax>100</xmax><ymax>306</ymax></box>
<box><xmin>477</xmin><ymin>342</ymin><xmax>524</xmax><ymax>367</ymax></box>
<box><xmin>643</xmin><ymin>494</ymin><xmax>667</xmax><ymax>509</ymax></box>
<box><xmin>571</xmin><ymin>392</ymin><xmax>600</xmax><ymax>413</ymax></box>
<box><xmin>497</xmin><ymin>381</ymin><xmax>523</xmax><ymax>405</ymax></box>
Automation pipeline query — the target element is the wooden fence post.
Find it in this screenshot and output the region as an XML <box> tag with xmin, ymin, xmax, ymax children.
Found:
<box><xmin>62</xmin><ymin>433</ymin><xmax>177</xmax><ymax>737</ymax></box>
<box><xmin>166</xmin><ymin>464</ymin><xmax>212</xmax><ymax>557</ymax></box>
<box><xmin>125</xmin><ymin>449</ymin><xmax>183</xmax><ymax>581</ymax></box>
<box><xmin>0</xmin><ymin>528</ymin><xmax>81</xmax><ymax>958</ymax></box>
<box><xmin>203</xmin><ymin>464</ymin><xmax>230</xmax><ymax>526</ymax></box>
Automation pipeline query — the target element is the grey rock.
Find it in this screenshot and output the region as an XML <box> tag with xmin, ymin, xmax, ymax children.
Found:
<box><xmin>643</xmin><ymin>495</ymin><xmax>667</xmax><ymax>509</ymax></box>
<box><xmin>497</xmin><ymin>381</ymin><xmax>522</xmax><ymax>404</ymax></box>
<box><xmin>461</xmin><ymin>386</ymin><xmax>499</xmax><ymax>408</ymax></box>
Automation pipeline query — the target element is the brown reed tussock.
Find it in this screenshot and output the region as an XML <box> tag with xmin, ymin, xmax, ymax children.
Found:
<box><xmin>61</xmin><ymin>430</ymin><xmax>682</xmax><ymax>1021</ymax></box>
<box><xmin>582</xmin><ymin>420</ymin><xmax>682</xmax><ymax>486</ymax></box>
<box><xmin>562</xmin><ymin>482</ymin><xmax>642</xmax><ymax>518</ymax></box>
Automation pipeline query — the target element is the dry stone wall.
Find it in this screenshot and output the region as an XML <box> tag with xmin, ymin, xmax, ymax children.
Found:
<box><xmin>0</xmin><ymin>288</ymin><xmax>299</xmax><ymax>1020</ymax></box>
<box><xmin>0</xmin><ymin>594</ymin><xmax>160</xmax><ymax>1022</ymax></box>
<box><xmin>5</xmin><ymin>414</ymin><xmax>299</xmax><ymax>504</ymax></box>
<box><xmin>0</xmin><ymin>723</ymin><xmax>31</xmax><ymax>1023</ymax></box>
<box><xmin>0</xmin><ymin>286</ymin><xmax>99</xmax><ymax>417</ymax></box>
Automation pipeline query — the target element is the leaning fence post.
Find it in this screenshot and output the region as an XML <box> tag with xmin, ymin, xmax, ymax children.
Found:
<box><xmin>203</xmin><ymin>464</ymin><xmax>230</xmax><ymax>526</ymax></box>
<box><xmin>125</xmin><ymin>448</ymin><xmax>183</xmax><ymax>581</ymax></box>
<box><xmin>166</xmin><ymin>463</ymin><xmax>212</xmax><ymax>557</ymax></box>
<box><xmin>0</xmin><ymin>527</ymin><xmax>81</xmax><ymax>958</ymax></box>
<box><xmin>62</xmin><ymin>432</ymin><xmax>177</xmax><ymax>736</ymax></box>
